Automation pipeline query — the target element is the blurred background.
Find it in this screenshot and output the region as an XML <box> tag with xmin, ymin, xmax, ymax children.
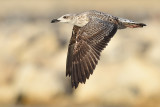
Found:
<box><xmin>0</xmin><ymin>0</ymin><xmax>160</xmax><ymax>107</ymax></box>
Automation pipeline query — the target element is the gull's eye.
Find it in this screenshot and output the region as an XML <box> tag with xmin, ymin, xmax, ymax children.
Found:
<box><xmin>63</xmin><ymin>16</ymin><xmax>68</xmax><ymax>19</ymax></box>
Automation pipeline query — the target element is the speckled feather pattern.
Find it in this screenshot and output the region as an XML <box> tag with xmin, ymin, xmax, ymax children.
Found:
<box><xmin>63</xmin><ymin>10</ymin><xmax>146</xmax><ymax>88</ymax></box>
<box><xmin>66</xmin><ymin>18</ymin><xmax>117</xmax><ymax>88</ymax></box>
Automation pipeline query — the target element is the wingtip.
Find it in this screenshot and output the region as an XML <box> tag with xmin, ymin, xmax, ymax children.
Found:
<box><xmin>125</xmin><ymin>23</ymin><xmax>147</xmax><ymax>28</ymax></box>
<box><xmin>71</xmin><ymin>81</ymin><xmax>79</xmax><ymax>89</ymax></box>
<box><xmin>72</xmin><ymin>84</ymin><xmax>78</xmax><ymax>89</ymax></box>
<box><xmin>66</xmin><ymin>72</ymin><xmax>71</xmax><ymax>77</ymax></box>
<box><xmin>139</xmin><ymin>23</ymin><xmax>147</xmax><ymax>27</ymax></box>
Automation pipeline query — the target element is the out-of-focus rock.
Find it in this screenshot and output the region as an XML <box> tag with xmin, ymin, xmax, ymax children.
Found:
<box><xmin>13</xmin><ymin>63</ymin><xmax>65</xmax><ymax>104</ymax></box>
<box><xmin>74</xmin><ymin>58</ymin><xmax>160</xmax><ymax>106</ymax></box>
<box><xmin>0</xmin><ymin>86</ymin><xmax>17</xmax><ymax>105</ymax></box>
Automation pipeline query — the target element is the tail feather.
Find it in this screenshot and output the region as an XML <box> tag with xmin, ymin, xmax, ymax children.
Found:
<box><xmin>124</xmin><ymin>22</ymin><xmax>146</xmax><ymax>28</ymax></box>
<box><xmin>118</xmin><ymin>18</ymin><xmax>146</xmax><ymax>29</ymax></box>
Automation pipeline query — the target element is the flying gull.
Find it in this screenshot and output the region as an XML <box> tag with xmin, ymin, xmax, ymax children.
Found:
<box><xmin>51</xmin><ymin>10</ymin><xmax>146</xmax><ymax>88</ymax></box>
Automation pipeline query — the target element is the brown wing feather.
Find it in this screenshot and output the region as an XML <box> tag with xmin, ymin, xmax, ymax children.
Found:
<box><xmin>66</xmin><ymin>26</ymin><xmax>81</xmax><ymax>77</ymax></box>
<box><xmin>66</xmin><ymin>18</ymin><xmax>117</xmax><ymax>88</ymax></box>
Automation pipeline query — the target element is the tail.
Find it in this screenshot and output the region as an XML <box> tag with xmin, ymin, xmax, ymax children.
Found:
<box><xmin>117</xmin><ymin>18</ymin><xmax>146</xmax><ymax>29</ymax></box>
<box><xmin>124</xmin><ymin>22</ymin><xmax>146</xmax><ymax>28</ymax></box>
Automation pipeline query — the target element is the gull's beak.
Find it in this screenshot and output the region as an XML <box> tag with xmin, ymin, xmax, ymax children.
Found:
<box><xmin>51</xmin><ymin>19</ymin><xmax>60</xmax><ymax>23</ymax></box>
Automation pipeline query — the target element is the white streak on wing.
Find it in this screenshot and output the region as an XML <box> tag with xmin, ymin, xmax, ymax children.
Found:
<box><xmin>119</xmin><ymin>18</ymin><xmax>134</xmax><ymax>23</ymax></box>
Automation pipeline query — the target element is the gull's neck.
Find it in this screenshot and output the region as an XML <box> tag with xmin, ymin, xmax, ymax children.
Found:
<box><xmin>72</xmin><ymin>13</ymin><xmax>89</xmax><ymax>27</ymax></box>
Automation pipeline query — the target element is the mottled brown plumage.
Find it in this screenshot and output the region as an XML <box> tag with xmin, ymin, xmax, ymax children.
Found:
<box><xmin>66</xmin><ymin>18</ymin><xmax>117</xmax><ymax>88</ymax></box>
<box><xmin>51</xmin><ymin>10</ymin><xmax>146</xmax><ymax>88</ymax></box>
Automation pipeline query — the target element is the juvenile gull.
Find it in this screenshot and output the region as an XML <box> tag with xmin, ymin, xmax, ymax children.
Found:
<box><xmin>51</xmin><ymin>10</ymin><xmax>146</xmax><ymax>88</ymax></box>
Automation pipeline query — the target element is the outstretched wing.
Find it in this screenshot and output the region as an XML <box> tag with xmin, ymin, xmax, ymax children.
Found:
<box><xmin>66</xmin><ymin>18</ymin><xmax>117</xmax><ymax>88</ymax></box>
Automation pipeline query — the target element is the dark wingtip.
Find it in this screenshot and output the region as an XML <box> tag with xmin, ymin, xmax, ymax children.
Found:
<box><xmin>73</xmin><ymin>85</ymin><xmax>78</xmax><ymax>89</ymax></box>
<box><xmin>139</xmin><ymin>23</ymin><xmax>147</xmax><ymax>27</ymax></box>
<box><xmin>66</xmin><ymin>73</ymin><xmax>71</xmax><ymax>77</ymax></box>
<box><xmin>72</xmin><ymin>82</ymin><xmax>78</xmax><ymax>89</ymax></box>
<box><xmin>127</xmin><ymin>23</ymin><xmax>147</xmax><ymax>28</ymax></box>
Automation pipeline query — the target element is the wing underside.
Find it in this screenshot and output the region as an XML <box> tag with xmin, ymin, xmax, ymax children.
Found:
<box><xmin>66</xmin><ymin>19</ymin><xmax>117</xmax><ymax>88</ymax></box>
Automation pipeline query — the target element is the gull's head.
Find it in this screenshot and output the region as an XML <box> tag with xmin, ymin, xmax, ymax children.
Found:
<box><xmin>51</xmin><ymin>14</ymin><xmax>76</xmax><ymax>24</ymax></box>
